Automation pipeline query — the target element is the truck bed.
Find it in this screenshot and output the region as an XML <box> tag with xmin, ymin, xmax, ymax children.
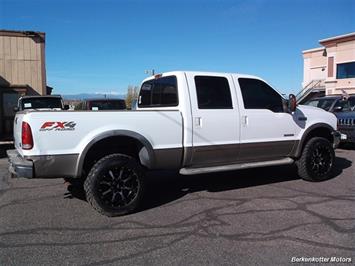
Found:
<box><xmin>14</xmin><ymin>110</ymin><xmax>183</xmax><ymax>157</ymax></box>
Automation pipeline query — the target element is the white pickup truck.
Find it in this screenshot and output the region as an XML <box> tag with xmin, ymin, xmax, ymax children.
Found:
<box><xmin>8</xmin><ymin>71</ymin><xmax>341</xmax><ymax>216</ymax></box>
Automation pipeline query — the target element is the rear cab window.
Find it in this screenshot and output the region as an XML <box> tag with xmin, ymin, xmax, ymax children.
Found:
<box><xmin>138</xmin><ymin>76</ymin><xmax>178</xmax><ymax>108</ymax></box>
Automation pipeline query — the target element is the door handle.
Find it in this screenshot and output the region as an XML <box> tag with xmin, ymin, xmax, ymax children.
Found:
<box><xmin>195</xmin><ymin>117</ymin><xmax>202</xmax><ymax>127</ymax></box>
<box><xmin>242</xmin><ymin>115</ymin><xmax>248</xmax><ymax>126</ymax></box>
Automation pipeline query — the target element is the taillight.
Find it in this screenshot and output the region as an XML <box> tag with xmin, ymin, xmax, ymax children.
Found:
<box><xmin>22</xmin><ymin>121</ymin><xmax>33</xmax><ymax>150</ymax></box>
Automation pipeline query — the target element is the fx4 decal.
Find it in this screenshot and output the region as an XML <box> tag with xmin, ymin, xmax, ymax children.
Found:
<box><xmin>40</xmin><ymin>121</ymin><xmax>76</xmax><ymax>131</ymax></box>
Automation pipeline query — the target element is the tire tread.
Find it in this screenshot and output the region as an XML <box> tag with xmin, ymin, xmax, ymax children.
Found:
<box><xmin>297</xmin><ymin>137</ymin><xmax>334</xmax><ymax>181</ymax></box>
<box><xmin>84</xmin><ymin>153</ymin><xmax>143</xmax><ymax>217</ymax></box>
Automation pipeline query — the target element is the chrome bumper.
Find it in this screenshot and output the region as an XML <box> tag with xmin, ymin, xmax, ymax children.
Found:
<box><xmin>7</xmin><ymin>149</ymin><xmax>33</xmax><ymax>178</ymax></box>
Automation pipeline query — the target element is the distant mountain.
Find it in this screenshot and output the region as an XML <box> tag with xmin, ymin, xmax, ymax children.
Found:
<box><xmin>62</xmin><ymin>93</ymin><xmax>126</xmax><ymax>100</ymax></box>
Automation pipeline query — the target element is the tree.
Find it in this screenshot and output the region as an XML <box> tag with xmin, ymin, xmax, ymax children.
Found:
<box><xmin>74</xmin><ymin>101</ymin><xmax>85</xmax><ymax>110</ymax></box>
<box><xmin>126</xmin><ymin>85</ymin><xmax>139</xmax><ymax>109</ymax></box>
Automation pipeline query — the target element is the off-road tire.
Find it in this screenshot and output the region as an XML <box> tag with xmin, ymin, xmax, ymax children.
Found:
<box><xmin>297</xmin><ymin>137</ymin><xmax>335</xmax><ymax>181</ymax></box>
<box><xmin>84</xmin><ymin>153</ymin><xmax>144</xmax><ymax>217</ymax></box>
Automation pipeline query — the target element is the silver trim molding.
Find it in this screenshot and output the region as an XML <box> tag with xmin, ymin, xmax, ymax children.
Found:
<box><xmin>180</xmin><ymin>158</ymin><xmax>294</xmax><ymax>175</ymax></box>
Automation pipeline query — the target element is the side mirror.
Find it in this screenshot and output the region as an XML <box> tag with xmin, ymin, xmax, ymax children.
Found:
<box><xmin>333</xmin><ymin>106</ymin><xmax>343</xmax><ymax>112</ymax></box>
<box><xmin>13</xmin><ymin>106</ymin><xmax>19</xmax><ymax>112</ymax></box>
<box><xmin>288</xmin><ymin>94</ymin><xmax>297</xmax><ymax>112</ymax></box>
<box><xmin>63</xmin><ymin>104</ymin><xmax>70</xmax><ymax>110</ymax></box>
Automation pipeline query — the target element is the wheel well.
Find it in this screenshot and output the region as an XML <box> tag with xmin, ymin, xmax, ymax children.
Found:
<box><xmin>297</xmin><ymin>127</ymin><xmax>333</xmax><ymax>157</ymax></box>
<box><xmin>304</xmin><ymin>127</ymin><xmax>332</xmax><ymax>143</ymax></box>
<box><xmin>82</xmin><ymin>136</ymin><xmax>144</xmax><ymax>177</ymax></box>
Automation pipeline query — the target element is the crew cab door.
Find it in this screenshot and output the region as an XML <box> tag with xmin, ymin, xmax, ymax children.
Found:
<box><xmin>186</xmin><ymin>73</ymin><xmax>240</xmax><ymax>166</ymax></box>
<box><xmin>234</xmin><ymin>77</ymin><xmax>299</xmax><ymax>162</ymax></box>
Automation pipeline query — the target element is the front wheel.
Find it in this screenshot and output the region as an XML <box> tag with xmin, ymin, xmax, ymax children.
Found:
<box><xmin>84</xmin><ymin>153</ymin><xmax>144</xmax><ymax>216</ymax></box>
<box><xmin>297</xmin><ymin>137</ymin><xmax>335</xmax><ymax>181</ymax></box>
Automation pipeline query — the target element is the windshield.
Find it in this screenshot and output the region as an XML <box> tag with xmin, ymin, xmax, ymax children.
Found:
<box><xmin>89</xmin><ymin>100</ymin><xmax>126</xmax><ymax>110</ymax></box>
<box><xmin>21</xmin><ymin>97</ymin><xmax>63</xmax><ymax>110</ymax></box>
<box><xmin>304</xmin><ymin>98</ymin><xmax>336</xmax><ymax>111</ymax></box>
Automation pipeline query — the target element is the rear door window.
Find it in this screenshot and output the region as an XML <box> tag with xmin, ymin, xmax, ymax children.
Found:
<box><xmin>194</xmin><ymin>76</ymin><xmax>232</xmax><ymax>109</ymax></box>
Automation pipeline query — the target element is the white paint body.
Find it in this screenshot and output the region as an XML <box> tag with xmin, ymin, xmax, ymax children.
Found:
<box><xmin>13</xmin><ymin>71</ymin><xmax>338</xmax><ymax>168</ymax></box>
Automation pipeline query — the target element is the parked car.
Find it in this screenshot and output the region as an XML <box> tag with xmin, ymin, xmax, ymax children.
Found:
<box><xmin>78</xmin><ymin>99</ymin><xmax>126</xmax><ymax>110</ymax></box>
<box><xmin>303</xmin><ymin>95</ymin><xmax>355</xmax><ymax>143</ymax></box>
<box><xmin>15</xmin><ymin>95</ymin><xmax>69</xmax><ymax>111</ymax></box>
<box><xmin>303</xmin><ymin>95</ymin><xmax>355</xmax><ymax>112</ymax></box>
<box><xmin>337</xmin><ymin>111</ymin><xmax>355</xmax><ymax>144</ymax></box>
<box><xmin>8</xmin><ymin>71</ymin><xmax>341</xmax><ymax>216</ymax></box>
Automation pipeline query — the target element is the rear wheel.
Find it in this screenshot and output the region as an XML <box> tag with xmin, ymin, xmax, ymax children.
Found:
<box><xmin>297</xmin><ymin>137</ymin><xmax>335</xmax><ymax>181</ymax></box>
<box><xmin>84</xmin><ymin>153</ymin><xmax>144</xmax><ymax>216</ymax></box>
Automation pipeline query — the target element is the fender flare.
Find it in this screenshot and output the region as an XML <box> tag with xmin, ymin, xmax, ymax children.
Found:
<box><xmin>75</xmin><ymin>130</ymin><xmax>156</xmax><ymax>177</ymax></box>
<box><xmin>294</xmin><ymin>123</ymin><xmax>334</xmax><ymax>158</ymax></box>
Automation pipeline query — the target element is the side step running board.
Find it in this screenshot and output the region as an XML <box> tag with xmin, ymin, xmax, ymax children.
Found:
<box><xmin>179</xmin><ymin>158</ymin><xmax>294</xmax><ymax>175</ymax></box>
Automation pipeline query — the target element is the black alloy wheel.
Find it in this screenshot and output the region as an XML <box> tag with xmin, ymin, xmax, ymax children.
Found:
<box><xmin>297</xmin><ymin>137</ymin><xmax>335</xmax><ymax>181</ymax></box>
<box><xmin>97</xmin><ymin>165</ymin><xmax>140</xmax><ymax>208</ymax></box>
<box><xmin>309</xmin><ymin>143</ymin><xmax>333</xmax><ymax>177</ymax></box>
<box><xmin>84</xmin><ymin>154</ymin><xmax>144</xmax><ymax>216</ymax></box>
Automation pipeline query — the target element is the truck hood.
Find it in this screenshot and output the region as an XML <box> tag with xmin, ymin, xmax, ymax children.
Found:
<box><xmin>296</xmin><ymin>104</ymin><xmax>337</xmax><ymax>131</ymax></box>
<box><xmin>297</xmin><ymin>104</ymin><xmax>327</xmax><ymax>112</ymax></box>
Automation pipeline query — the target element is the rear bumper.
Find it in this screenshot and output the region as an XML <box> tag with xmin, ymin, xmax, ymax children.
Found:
<box><xmin>7</xmin><ymin>149</ymin><xmax>79</xmax><ymax>178</ymax></box>
<box><xmin>7</xmin><ymin>149</ymin><xmax>33</xmax><ymax>178</ymax></box>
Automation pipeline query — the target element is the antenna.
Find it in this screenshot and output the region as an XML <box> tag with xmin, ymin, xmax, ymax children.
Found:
<box><xmin>144</xmin><ymin>69</ymin><xmax>155</xmax><ymax>76</ymax></box>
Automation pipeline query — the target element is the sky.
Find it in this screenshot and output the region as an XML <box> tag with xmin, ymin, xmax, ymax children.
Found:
<box><xmin>0</xmin><ymin>0</ymin><xmax>354</xmax><ymax>95</ymax></box>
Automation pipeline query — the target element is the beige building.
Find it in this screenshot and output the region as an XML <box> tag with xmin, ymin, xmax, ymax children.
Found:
<box><xmin>302</xmin><ymin>32</ymin><xmax>355</xmax><ymax>100</ymax></box>
<box><xmin>0</xmin><ymin>30</ymin><xmax>46</xmax><ymax>139</ymax></box>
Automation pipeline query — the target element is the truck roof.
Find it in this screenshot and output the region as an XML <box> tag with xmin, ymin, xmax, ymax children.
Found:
<box><xmin>141</xmin><ymin>71</ymin><xmax>263</xmax><ymax>84</ymax></box>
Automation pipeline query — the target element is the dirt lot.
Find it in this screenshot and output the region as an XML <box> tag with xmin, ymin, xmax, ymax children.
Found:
<box><xmin>0</xmin><ymin>149</ymin><xmax>354</xmax><ymax>265</ymax></box>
